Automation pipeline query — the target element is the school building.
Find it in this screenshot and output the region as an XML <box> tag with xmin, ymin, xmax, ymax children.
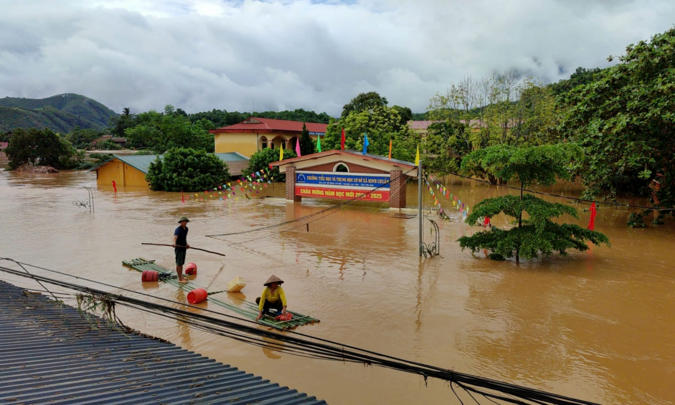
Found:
<box><xmin>210</xmin><ymin>117</ymin><xmax>328</xmax><ymax>158</ymax></box>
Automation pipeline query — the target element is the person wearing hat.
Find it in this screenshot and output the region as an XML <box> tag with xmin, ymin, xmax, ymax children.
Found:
<box><xmin>255</xmin><ymin>275</ymin><xmax>287</xmax><ymax>321</ymax></box>
<box><xmin>172</xmin><ymin>216</ymin><xmax>191</xmax><ymax>284</ymax></box>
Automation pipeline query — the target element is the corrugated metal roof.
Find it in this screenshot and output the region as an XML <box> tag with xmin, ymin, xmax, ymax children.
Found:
<box><xmin>0</xmin><ymin>280</ymin><xmax>326</xmax><ymax>405</ymax></box>
<box><xmin>211</xmin><ymin>118</ymin><xmax>328</xmax><ymax>134</ymax></box>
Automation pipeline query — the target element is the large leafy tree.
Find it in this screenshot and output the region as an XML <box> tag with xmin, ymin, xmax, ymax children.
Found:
<box><xmin>341</xmin><ymin>91</ymin><xmax>388</xmax><ymax>119</ymax></box>
<box><xmin>5</xmin><ymin>128</ymin><xmax>79</xmax><ymax>170</ymax></box>
<box><xmin>146</xmin><ymin>148</ymin><xmax>230</xmax><ymax>192</ymax></box>
<box><xmin>242</xmin><ymin>147</ymin><xmax>297</xmax><ymax>182</ymax></box>
<box><xmin>323</xmin><ymin>106</ymin><xmax>418</xmax><ymax>162</ymax></box>
<box><xmin>558</xmin><ymin>27</ymin><xmax>675</xmax><ymax>208</ymax></box>
<box><xmin>458</xmin><ymin>143</ymin><xmax>610</xmax><ymax>262</ymax></box>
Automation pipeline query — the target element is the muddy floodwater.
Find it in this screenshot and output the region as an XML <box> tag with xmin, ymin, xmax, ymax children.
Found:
<box><xmin>1</xmin><ymin>170</ymin><xmax>674</xmax><ymax>404</ymax></box>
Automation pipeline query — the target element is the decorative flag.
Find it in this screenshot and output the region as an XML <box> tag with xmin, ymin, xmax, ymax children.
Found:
<box><xmin>181</xmin><ymin>191</ymin><xmax>185</xmax><ymax>203</ymax></box>
<box><xmin>295</xmin><ymin>139</ymin><xmax>301</xmax><ymax>157</ymax></box>
<box><xmin>112</xmin><ymin>180</ymin><xmax>117</xmax><ymax>193</ymax></box>
<box><xmin>256</xmin><ymin>171</ymin><xmax>260</xmax><ymax>177</ymax></box>
<box><xmin>317</xmin><ymin>134</ymin><xmax>322</xmax><ymax>152</ymax></box>
<box><xmin>363</xmin><ymin>133</ymin><xmax>369</xmax><ymax>155</ymax></box>
<box><xmin>588</xmin><ymin>202</ymin><xmax>597</xmax><ymax>231</ymax></box>
<box><xmin>388</xmin><ymin>139</ymin><xmax>392</xmax><ymax>160</ymax></box>
<box><xmin>341</xmin><ymin>127</ymin><xmax>345</xmax><ymax>150</ymax></box>
<box><xmin>279</xmin><ymin>145</ymin><xmax>284</xmax><ymax>161</ymax></box>
<box><xmin>415</xmin><ymin>145</ymin><xmax>420</xmax><ymax>166</ymax></box>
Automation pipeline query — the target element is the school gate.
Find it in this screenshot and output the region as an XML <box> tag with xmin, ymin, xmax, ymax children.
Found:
<box><xmin>269</xmin><ymin>150</ymin><xmax>417</xmax><ymax>209</ymax></box>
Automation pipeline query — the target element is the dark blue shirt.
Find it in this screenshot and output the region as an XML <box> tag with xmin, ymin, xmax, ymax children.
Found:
<box><xmin>174</xmin><ymin>226</ymin><xmax>189</xmax><ymax>249</ymax></box>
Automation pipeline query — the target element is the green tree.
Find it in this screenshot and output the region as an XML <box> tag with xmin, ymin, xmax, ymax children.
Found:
<box><xmin>243</xmin><ymin>147</ymin><xmax>297</xmax><ymax>182</ymax></box>
<box><xmin>146</xmin><ymin>148</ymin><xmax>230</xmax><ymax>192</ymax></box>
<box><xmin>421</xmin><ymin>120</ymin><xmax>471</xmax><ymax>175</ymax></box>
<box><xmin>124</xmin><ymin>106</ymin><xmax>213</xmax><ymax>153</ymax></box>
<box><xmin>110</xmin><ymin>107</ymin><xmax>135</xmax><ymax>138</ymax></box>
<box><xmin>67</xmin><ymin>127</ymin><xmax>103</xmax><ymax>149</ymax></box>
<box><xmin>391</xmin><ymin>105</ymin><xmax>413</xmax><ymax>125</ymax></box>
<box><xmin>299</xmin><ymin>123</ymin><xmax>314</xmax><ymax>156</ymax></box>
<box><xmin>323</xmin><ymin>106</ymin><xmax>418</xmax><ymax>162</ymax></box>
<box><xmin>457</xmin><ymin>143</ymin><xmax>609</xmax><ymax>262</ymax></box>
<box><xmin>5</xmin><ymin>128</ymin><xmax>79</xmax><ymax>170</ymax></box>
<box><xmin>558</xmin><ymin>27</ymin><xmax>675</xmax><ymax>210</ymax></box>
<box><xmin>548</xmin><ymin>67</ymin><xmax>603</xmax><ymax>96</ymax></box>
<box><xmin>341</xmin><ymin>92</ymin><xmax>388</xmax><ymax>119</ymax></box>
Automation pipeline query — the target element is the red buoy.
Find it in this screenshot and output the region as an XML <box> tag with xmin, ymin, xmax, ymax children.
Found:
<box><xmin>187</xmin><ymin>288</ymin><xmax>208</xmax><ymax>304</ymax></box>
<box><xmin>185</xmin><ymin>262</ymin><xmax>197</xmax><ymax>275</ymax></box>
<box><xmin>141</xmin><ymin>270</ymin><xmax>159</xmax><ymax>282</ymax></box>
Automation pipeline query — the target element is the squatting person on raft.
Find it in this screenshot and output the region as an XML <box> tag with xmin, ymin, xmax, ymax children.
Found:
<box><xmin>255</xmin><ymin>275</ymin><xmax>289</xmax><ymax>321</ymax></box>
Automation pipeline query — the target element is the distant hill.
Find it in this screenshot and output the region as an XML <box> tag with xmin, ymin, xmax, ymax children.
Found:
<box><xmin>0</xmin><ymin>93</ymin><xmax>117</xmax><ymax>133</ymax></box>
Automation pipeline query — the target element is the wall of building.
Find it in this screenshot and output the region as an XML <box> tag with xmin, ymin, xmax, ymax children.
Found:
<box><xmin>216</xmin><ymin>132</ymin><xmax>321</xmax><ymax>157</ymax></box>
<box><xmin>215</xmin><ymin>133</ymin><xmax>258</xmax><ymax>157</ymax></box>
<box><xmin>123</xmin><ymin>163</ymin><xmax>149</xmax><ymax>186</ymax></box>
<box><xmin>96</xmin><ymin>159</ymin><xmax>148</xmax><ymax>187</ymax></box>
<box><xmin>96</xmin><ymin>159</ymin><xmax>124</xmax><ymax>186</ymax></box>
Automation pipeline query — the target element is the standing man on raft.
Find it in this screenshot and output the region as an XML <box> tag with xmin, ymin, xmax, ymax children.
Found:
<box><xmin>173</xmin><ymin>216</ymin><xmax>190</xmax><ymax>284</ymax></box>
<box><xmin>255</xmin><ymin>275</ymin><xmax>287</xmax><ymax>321</ymax></box>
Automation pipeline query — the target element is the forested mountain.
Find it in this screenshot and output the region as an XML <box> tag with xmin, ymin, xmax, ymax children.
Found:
<box><xmin>0</xmin><ymin>93</ymin><xmax>117</xmax><ymax>132</ymax></box>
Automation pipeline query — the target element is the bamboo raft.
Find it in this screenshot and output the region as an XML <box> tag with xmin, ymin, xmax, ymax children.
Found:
<box><xmin>122</xmin><ymin>258</ymin><xmax>320</xmax><ymax>330</ymax></box>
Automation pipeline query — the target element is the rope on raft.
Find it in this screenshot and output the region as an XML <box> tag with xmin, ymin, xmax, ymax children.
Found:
<box><xmin>0</xmin><ymin>259</ymin><xmax>599</xmax><ymax>405</ymax></box>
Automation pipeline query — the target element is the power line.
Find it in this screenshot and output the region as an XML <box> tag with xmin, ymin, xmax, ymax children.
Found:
<box><xmin>0</xmin><ymin>259</ymin><xmax>599</xmax><ymax>405</ymax></box>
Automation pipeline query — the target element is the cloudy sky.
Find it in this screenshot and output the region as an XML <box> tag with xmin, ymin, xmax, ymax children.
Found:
<box><xmin>0</xmin><ymin>0</ymin><xmax>673</xmax><ymax>116</ymax></box>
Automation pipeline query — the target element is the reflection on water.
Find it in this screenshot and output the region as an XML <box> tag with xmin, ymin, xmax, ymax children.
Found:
<box><xmin>1</xmin><ymin>170</ymin><xmax>674</xmax><ymax>404</ymax></box>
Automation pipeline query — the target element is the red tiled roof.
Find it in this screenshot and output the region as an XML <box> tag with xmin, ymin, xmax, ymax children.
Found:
<box><xmin>210</xmin><ymin>117</ymin><xmax>328</xmax><ymax>135</ymax></box>
<box><xmin>0</xmin><ymin>142</ymin><xmax>8</xmax><ymax>149</ymax></box>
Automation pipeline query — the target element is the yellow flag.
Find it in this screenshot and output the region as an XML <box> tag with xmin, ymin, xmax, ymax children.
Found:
<box><xmin>415</xmin><ymin>145</ymin><xmax>420</xmax><ymax>166</ymax></box>
<box><xmin>279</xmin><ymin>145</ymin><xmax>284</xmax><ymax>161</ymax></box>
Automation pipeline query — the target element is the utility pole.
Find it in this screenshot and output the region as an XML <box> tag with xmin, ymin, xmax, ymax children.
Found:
<box><xmin>418</xmin><ymin>162</ymin><xmax>423</xmax><ymax>257</ymax></box>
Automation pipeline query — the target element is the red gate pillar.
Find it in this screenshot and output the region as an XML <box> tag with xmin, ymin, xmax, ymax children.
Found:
<box><xmin>285</xmin><ymin>165</ymin><xmax>302</xmax><ymax>202</ymax></box>
<box><xmin>389</xmin><ymin>169</ymin><xmax>407</xmax><ymax>208</ymax></box>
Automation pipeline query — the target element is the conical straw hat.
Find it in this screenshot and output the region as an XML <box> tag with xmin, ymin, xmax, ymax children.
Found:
<box><xmin>264</xmin><ymin>275</ymin><xmax>284</xmax><ymax>286</ymax></box>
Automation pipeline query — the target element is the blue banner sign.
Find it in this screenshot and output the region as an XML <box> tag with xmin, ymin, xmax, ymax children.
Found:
<box><xmin>296</xmin><ymin>171</ymin><xmax>390</xmax><ymax>189</ymax></box>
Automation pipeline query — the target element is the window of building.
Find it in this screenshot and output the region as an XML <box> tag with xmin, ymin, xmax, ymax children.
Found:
<box><xmin>260</xmin><ymin>137</ymin><xmax>268</xmax><ymax>149</ymax></box>
<box><xmin>334</xmin><ymin>163</ymin><xmax>349</xmax><ymax>173</ymax></box>
<box><xmin>281</xmin><ymin>141</ymin><xmax>286</xmax><ymax>150</ymax></box>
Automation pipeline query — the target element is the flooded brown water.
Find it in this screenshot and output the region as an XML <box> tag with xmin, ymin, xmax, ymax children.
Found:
<box><xmin>1</xmin><ymin>170</ymin><xmax>674</xmax><ymax>404</ymax></box>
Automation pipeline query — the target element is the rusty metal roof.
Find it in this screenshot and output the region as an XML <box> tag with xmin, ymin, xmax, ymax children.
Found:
<box><xmin>0</xmin><ymin>280</ymin><xmax>326</xmax><ymax>405</ymax></box>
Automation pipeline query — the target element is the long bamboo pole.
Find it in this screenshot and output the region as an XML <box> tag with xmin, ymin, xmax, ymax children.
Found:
<box><xmin>141</xmin><ymin>243</ymin><xmax>226</xmax><ymax>257</ymax></box>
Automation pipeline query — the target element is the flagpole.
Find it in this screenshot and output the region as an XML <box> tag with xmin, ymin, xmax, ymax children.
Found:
<box><xmin>418</xmin><ymin>162</ymin><xmax>423</xmax><ymax>257</ymax></box>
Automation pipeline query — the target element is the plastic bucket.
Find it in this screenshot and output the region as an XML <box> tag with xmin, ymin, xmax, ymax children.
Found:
<box><xmin>185</xmin><ymin>263</ymin><xmax>197</xmax><ymax>275</ymax></box>
<box><xmin>141</xmin><ymin>270</ymin><xmax>159</xmax><ymax>282</ymax></box>
<box><xmin>187</xmin><ymin>288</ymin><xmax>208</xmax><ymax>304</ymax></box>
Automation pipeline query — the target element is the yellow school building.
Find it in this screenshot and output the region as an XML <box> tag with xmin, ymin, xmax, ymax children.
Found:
<box><xmin>210</xmin><ymin>117</ymin><xmax>328</xmax><ymax>158</ymax></box>
<box><xmin>91</xmin><ymin>153</ymin><xmax>250</xmax><ymax>187</ymax></box>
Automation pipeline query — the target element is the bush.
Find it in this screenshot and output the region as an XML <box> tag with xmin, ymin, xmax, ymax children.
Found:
<box><xmin>146</xmin><ymin>148</ymin><xmax>230</xmax><ymax>192</ymax></box>
<box><xmin>243</xmin><ymin>147</ymin><xmax>297</xmax><ymax>182</ymax></box>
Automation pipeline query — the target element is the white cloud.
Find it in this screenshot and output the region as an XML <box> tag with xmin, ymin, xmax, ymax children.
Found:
<box><xmin>0</xmin><ymin>0</ymin><xmax>673</xmax><ymax>116</ymax></box>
